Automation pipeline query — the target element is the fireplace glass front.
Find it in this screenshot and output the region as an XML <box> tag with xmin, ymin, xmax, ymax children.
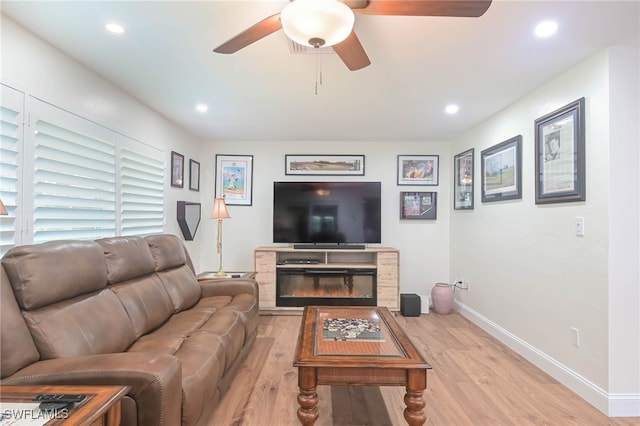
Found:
<box><xmin>276</xmin><ymin>268</ymin><xmax>376</xmax><ymax>307</ymax></box>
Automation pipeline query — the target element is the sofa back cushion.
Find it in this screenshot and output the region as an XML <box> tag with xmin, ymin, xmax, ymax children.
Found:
<box><xmin>98</xmin><ymin>235</ymin><xmax>175</xmax><ymax>337</ymax></box>
<box><xmin>1</xmin><ymin>240</ymin><xmax>108</xmax><ymax>310</ymax></box>
<box><xmin>98</xmin><ymin>236</ymin><xmax>157</xmax><ymax>283</ymax></box>
<box><xmin>23</xmin><ymin>289</ymin><xmax>136</xmax><ymax>359</ymax></box>
<box><xmin>1</xmin><ymin>267</ymin><xmax>40</xmax><ymax>378</ymax></box>
<box><xmin>146</xmin><ymin>234</ymin><xmax>201</xmax><ymax>312</ymax></box>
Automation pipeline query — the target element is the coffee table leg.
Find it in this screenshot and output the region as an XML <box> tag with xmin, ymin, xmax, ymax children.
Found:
<box><xmin>297</xmin><ymin>367</ymin><xmax>319</xmax><ymax>425</ymax></box>
<box><xmin>403</xmin><ymin>369</ymin><xmax>427</xmax><ymax>426</ymax></box>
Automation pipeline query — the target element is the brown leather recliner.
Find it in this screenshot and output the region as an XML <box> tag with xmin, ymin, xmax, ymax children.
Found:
<box><xmin>0</xmin><ymin>234</ymin><xmax>259</xmax><ymax>426</ymax></box>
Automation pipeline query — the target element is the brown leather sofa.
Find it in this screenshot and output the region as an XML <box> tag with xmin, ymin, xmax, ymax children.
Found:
<box><xmin>0</xmin><ymin>234</ymin><xmax>259</xmax><ymax>426</ymax></box>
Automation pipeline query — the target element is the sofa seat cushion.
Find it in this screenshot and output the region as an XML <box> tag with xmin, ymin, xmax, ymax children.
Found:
<box><xmin>193</xmin><ymin>294</ymin><xmax>258</xmax><ymax>346</ymax></box>
<box><xmin>174</xmin><ymin>334</ymin><xmax>227</xmax><ymax>426</ymax></box>
<box><xmin>23</xmin><ymin>289</ymin><xmax>136</xmax><ymax>359</ymax></box>
<box><xmin>192</xmin><ymin>308</ymin><xmax>245</xmax><ymax>372</ymax></box>
<box><xmin>128</xmin><ymin>329</ymin><xmax>229</xmax><ymax>426</ymax></box>
<box><xmin>141</xmin><ymin>310</ymin><xmax>211</xmax><ymax>338</ymax></box>
<box><xmin>190</xmin><ymin>295</ymin><xmax>233</xmax><ymax>313</ymax></box>
<box><xmin>222</xmin><ymin>293</ymin><xmax>259</xmax><ymax>342</ymax></box>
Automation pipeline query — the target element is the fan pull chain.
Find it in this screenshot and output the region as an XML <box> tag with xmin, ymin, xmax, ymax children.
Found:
<box><xmin>315</xmin><ymin>51</ymin><xmax>323</xmax><ymax>95</ymax></box>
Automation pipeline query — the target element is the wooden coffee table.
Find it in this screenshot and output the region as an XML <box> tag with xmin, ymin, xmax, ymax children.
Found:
<box><xmin>293</xmin><ymin>306</ymin><xmax>431</xmax><ymax>426</ymax></box>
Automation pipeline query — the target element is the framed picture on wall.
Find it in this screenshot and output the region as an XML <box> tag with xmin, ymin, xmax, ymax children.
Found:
<box><xmin>285</xmin><ymin>155</ymin><xmax>365</xmax><ymax>176</ymax></box>
<box><xmin>534</xmin><ymin>97</ymin><xmax>586</xmax><ymax>204</ymax></box>
<box><xmin>481</xmin><ymin>135</ymin><xmax>522</xmax><ymax>202</ymax></box>
<box><xmin>400</xmin><ymin>191</ymin><xmax>437</xmax><ymax>220</ymax></box>
<box><xmin>397</xmin><ymin>155</ymin><xmax>439</xmax><ymax>186</ymax></box>
<box><xmin>215</xmin><ymin>154</ymin><xmax>253</xmax><ymax>206</ymax></box>
<box><xmin>189</xmin><ymin>159</ymin><xmax>200</xmax><ymax>192</ymax></box>
<box><xmin>171</xmin><ymin>151</ymin><xmax>184</xmax><ymax>188</ymax></box>
<box><xmin>454</xmin><ymin>148</ymin><xmax>474</xmax><ymax>210</ymax></box>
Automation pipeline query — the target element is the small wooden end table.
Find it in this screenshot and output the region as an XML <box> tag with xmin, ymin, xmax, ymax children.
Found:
<box><xmin>197</xmin><ymin>271</ymin><xmax>256</xmax><ymax>280</ymax></box>
<box><xmin>293</xmin><ymin>306</ymin><xmax>431</xmax><ymax>426</ymax></box>
<box><xmin>0</xmin><ymin>384</ymin><xmax>129</xmax><ymax>425</ymax></box>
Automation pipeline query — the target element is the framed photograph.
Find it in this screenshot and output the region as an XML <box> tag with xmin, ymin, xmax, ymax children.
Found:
<box><xmin>397</xmin><ymin>155</ymin><xmax>439</xmax><ymax>186</ymax></box>
<box><xmin>454</xmin><ymin>148</ymin><xmax>474</xmax><ymax>210</ymax></box>
<box><xmin>189</xmin><ymin>159</ymin><xmax>200</xmax><ymax>192</ymax></box>
<box><xmin>171</xmin><ymin>151</ymin><xmax>184</xmax><ymax>188</ymax></box>
<box><xmin>534</xmin><ymin>98</ymin><xmax>586</xmax><ymax>204</ymax></box>
<box><xmin>285</xmin><ymin>155</ymin><xmax>365</xmax><ymax>176</ymax></box>
<box><xmin>400</xmin><ymin>191</ymin><xmax>437</xmax><ymax>220</ymax></box>
<box><xmin>215</xmin><ymin>154</ymin><xmax>253</xmax><ymax>206</ymax></box>
<box><xmin>481</xmin><ymin>135</ymin><xmax>522</xmax><ymax>202</ymax></box>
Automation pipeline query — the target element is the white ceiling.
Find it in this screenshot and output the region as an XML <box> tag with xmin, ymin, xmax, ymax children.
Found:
<box><xmin>2</xmin><ymin>1</ymin><xmax>638</xmax><ymax>142</ymax></box>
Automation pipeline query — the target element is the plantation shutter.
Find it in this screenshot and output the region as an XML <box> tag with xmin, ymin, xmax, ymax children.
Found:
<box><xmin>120</xmin><ymin>139</ymin><xmax>164</xmax><ymax>236</ymax></box>
<box><xmin>0</xmin><ymin>85</ymin><xmax>24</xmax><ymax>255</ymax></box>
<box><xmin>31</xmin><ymin>99</ymin><xmax>117</xmax><ymax>242</ymax></box>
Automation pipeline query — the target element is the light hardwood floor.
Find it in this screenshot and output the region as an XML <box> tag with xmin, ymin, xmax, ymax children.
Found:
<box><xmin>208</xmin><ymin>311</ymin><xmax>638</xmax><ymax>426</ymax></box>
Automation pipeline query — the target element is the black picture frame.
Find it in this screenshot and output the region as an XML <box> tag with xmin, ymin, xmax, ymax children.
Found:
<box><xmin>481</xmin><ymin>135</ymin><xmax>522</xmax><ymax>203</ymax></box>
<box><xmin>534</xmin><ymin>97</ymin><xmax>586</xmax><ymax>204</ymax></box>
<box><xmin>215</xmin><ymin>154</ymin><xmax>253</xmax><ymax>206</ymax></box>
<box><xmin>189</xmin><ymin>159</ymin><xmax>200</xmax><ymax>192</ymax></box>
<box><xmin>171</xmin><ymin>151</ymin><xmax>184</xmax><ymax>188</ymax></box>
<box><xmin>400</xmin><ymin>192</ymin><xmax>437</xmax><ymax>220</ymax></box>
<box><xmin>454</xmin><ymin>148</ymin><xmax>474</xmax><ymax>210</ymax></box>
<box><xmin>285</xmin><ymin>155</ymin><xmax>365</xmax><ymax>176</ymax></box>
<box><xmin>397</xmin><ymin>155</ymin><xmax>439</xmax><ymax>186</ymax></box>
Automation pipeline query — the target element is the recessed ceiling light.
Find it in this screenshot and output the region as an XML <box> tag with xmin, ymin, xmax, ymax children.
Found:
<box><xmin>195</xmin><ymin>103</ymin><xmax>209</xmax><ymax>113</ymax></box>
<box><xmin>534</xmin><ymin>20</ymin><xmax>558</xmax><ymax>38</ymax></box>
<box><xmin>106</xmin><ymin>23</ymin><xmax>125</xmax><ymax>34</ymax></box>
<box><xmin>445</xmin><ymin>104</ymin><xmax>459</xmax><ymax>114</ymax></box>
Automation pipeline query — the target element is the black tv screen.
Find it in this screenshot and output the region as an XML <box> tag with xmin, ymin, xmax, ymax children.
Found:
<box><xmin>273</xmin><ymin>181</ymin><xmax>381</xmax><ymax>245</ymax></box>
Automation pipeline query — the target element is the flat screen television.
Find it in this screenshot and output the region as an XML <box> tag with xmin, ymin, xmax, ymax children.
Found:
<box><xmin>273</xmin><ymin>181</ymin><xmax>381</xmax><ymax>247</ymax></box>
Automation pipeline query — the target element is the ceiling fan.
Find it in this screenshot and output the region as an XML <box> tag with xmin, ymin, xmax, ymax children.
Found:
<box><xmin>213</xmin><ymin>0</ymin><xmax>492</xmax><ymax>71</ymax></box>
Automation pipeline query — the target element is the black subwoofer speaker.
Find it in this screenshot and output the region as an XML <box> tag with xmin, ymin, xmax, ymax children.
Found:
<box><xmin>400</xmin><ymin>293</ymin><xmax>421</xmax><ymax>317</ymax></box>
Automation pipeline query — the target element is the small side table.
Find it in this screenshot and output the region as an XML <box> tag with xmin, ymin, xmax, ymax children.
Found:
<box><xmin>197</xmin><ymin>271</ymin><xmax>256</xmax><ymax>280</ymax></box>
<box><xmin>0</xmin><ymin>384</ymin><xmax>129</xmax><ymax>426</ymax></box>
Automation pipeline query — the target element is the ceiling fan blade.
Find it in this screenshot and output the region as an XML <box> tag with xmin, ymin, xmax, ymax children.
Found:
<box><xmin>354</xmin><ymin>0</ymin><xmax>492</xmax><ymax>17</ymax></box>
<box><xmin>332</xmin><ymin>31</ymin><xmax>371</xmax><ymax>71</ymax></box>
<box><xmin>213</xmin><ymin>13</ymin><xmax>282</xmax><ymax>54</ymax></box>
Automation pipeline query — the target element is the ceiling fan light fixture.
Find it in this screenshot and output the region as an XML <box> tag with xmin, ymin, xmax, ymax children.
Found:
<box><xmin>281</xmin><ymin>0</ymin><xmax>355</xmax><ymax>48</ymax></box>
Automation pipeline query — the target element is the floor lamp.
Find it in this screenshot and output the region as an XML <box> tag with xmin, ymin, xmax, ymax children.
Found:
<box><xmin>211</xmin><ymin>197</ymin><xmax>230</xmax><ymax>277</ymax></box>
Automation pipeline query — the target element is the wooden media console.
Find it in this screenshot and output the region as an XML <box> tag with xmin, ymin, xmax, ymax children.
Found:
<box><xmin>254</xmin><ymin>246</ymin><xmax>399</xmax><ymax>312</ymax></box>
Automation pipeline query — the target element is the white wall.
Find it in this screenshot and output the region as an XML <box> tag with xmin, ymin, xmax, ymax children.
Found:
<box><xmin>607</xmin><ymin>47</ymin><xmax>640</xmax><ymax>415</ymax></box>
<box><xmin>450</xmin><ymin>49</ymin><xmax>639</xmax><ymax>416</ymax></box>
<box><xmin>197</xmin><ymin>140</ymin><xmax>452</xmax><ymax>296</ymax></box>
<box><xmin>4</xmin><ymin>11</ymin><xmax>638</xmax><ymax>417</ymax></box>
<box><xmin>1</xmin><ymin>15</ymin><xmax>204</xmax><ymax>268</ymax></box>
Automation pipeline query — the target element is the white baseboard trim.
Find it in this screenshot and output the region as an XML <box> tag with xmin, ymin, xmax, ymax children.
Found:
<box><xmin>455</xmin><ymin>302</ymin><xmax>640</xmax><ymax>418</ymax></box>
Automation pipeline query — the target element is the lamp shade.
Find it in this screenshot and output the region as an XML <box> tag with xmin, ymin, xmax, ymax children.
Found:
<box><xmin>0</xmin><ymin>199</ymin><xmax>7</xmax><ymax>215</ymax></box>
<box><xmin>281</xmin><ymin>0</ymin><xmax>355</xmax><ymax>48</ymax></box>
<box><xmin>210</xmin><ymin>198</ymin><xmax>230</xmax><ymax>219</ymax></box>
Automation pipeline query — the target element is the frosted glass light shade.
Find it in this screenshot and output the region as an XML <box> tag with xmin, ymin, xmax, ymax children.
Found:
<box><xmin>281</xmin><ymin>0</ymin><xmax>355</xmax><ymax>48</ymax></box>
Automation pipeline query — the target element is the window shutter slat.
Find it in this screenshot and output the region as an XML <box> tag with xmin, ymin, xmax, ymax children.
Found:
<box><xmin>33</xmin><ymin>116</ymin><xmax>116</xmax><ymax>242</ymax></box>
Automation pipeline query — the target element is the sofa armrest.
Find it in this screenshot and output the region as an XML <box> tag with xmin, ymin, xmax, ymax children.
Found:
<box><xmin>199</xmin><ymin>278</ymin><xmax>258</xmax><ymax>298</ymax></box>
<box><xmin>0</xmin><ymin>352</ymin><xmax>181</xmax><ymax>426</ymax></box>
